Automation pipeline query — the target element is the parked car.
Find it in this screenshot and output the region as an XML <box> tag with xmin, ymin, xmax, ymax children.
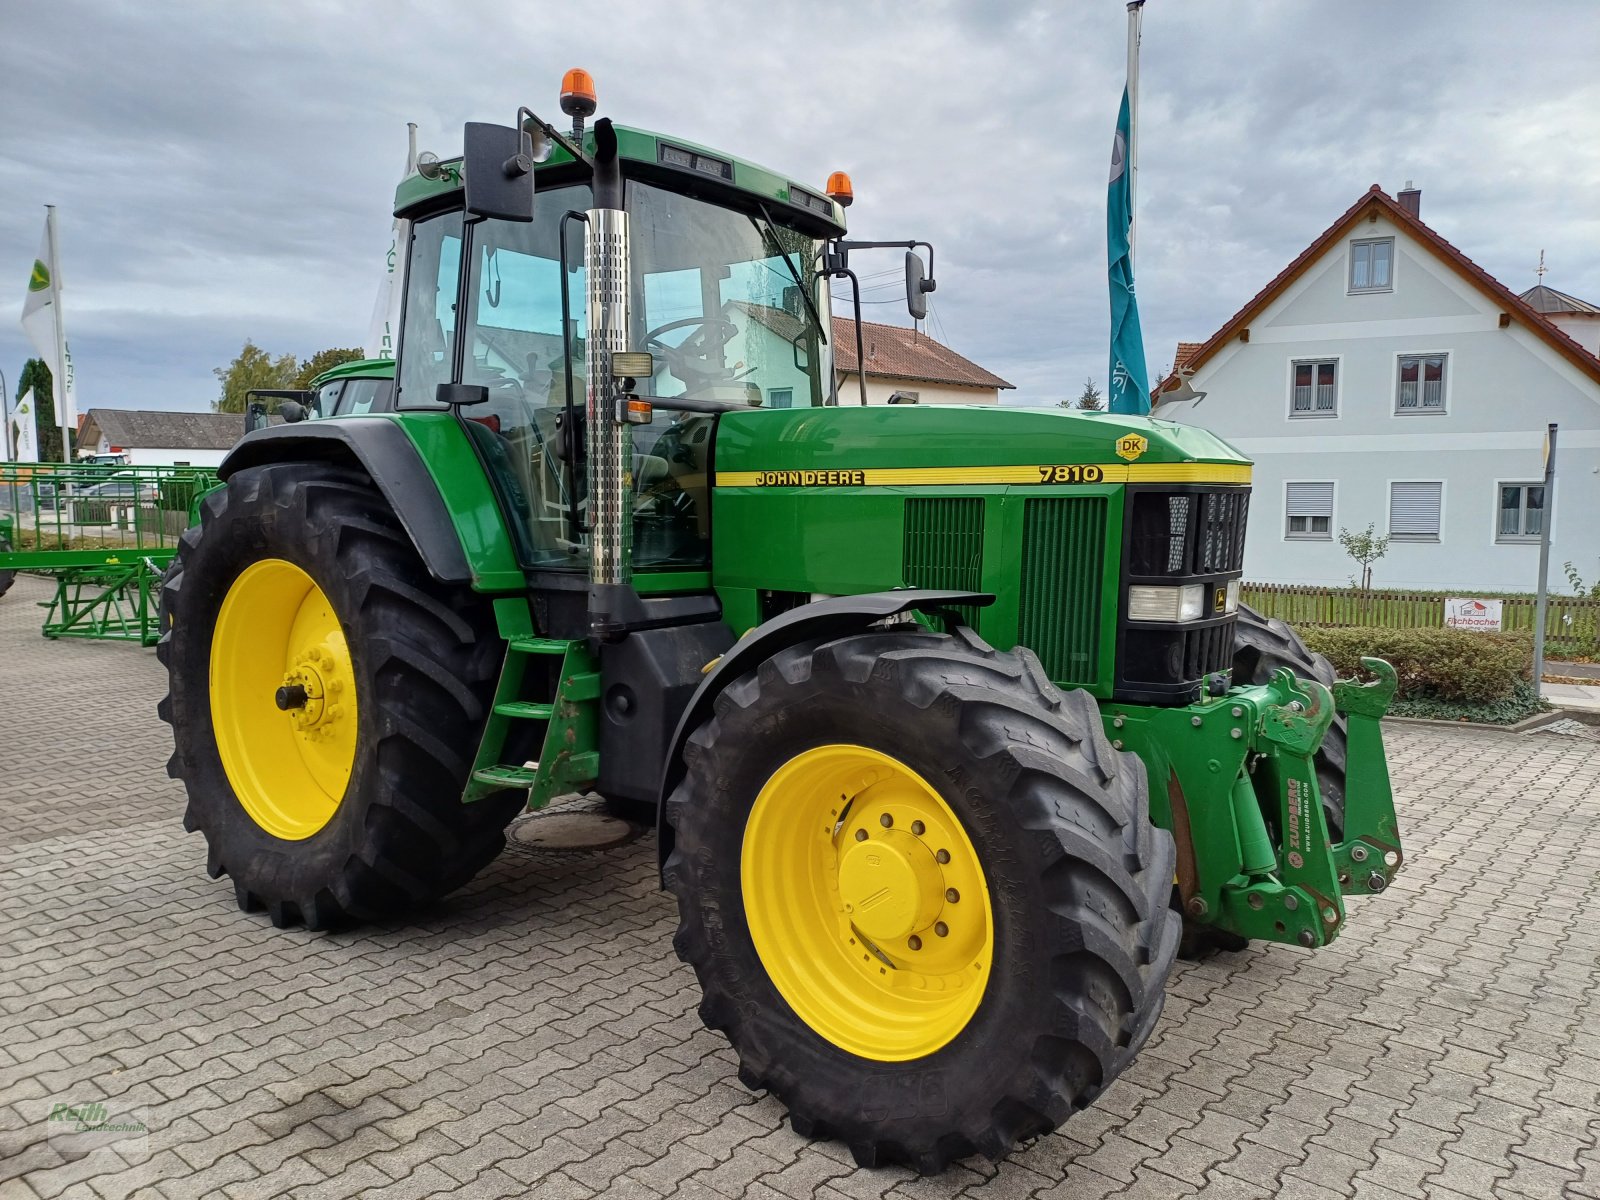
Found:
<box><xmin>79</xmin><ymin>478</ymin><xmax>158</xmax><ymax>503</ymax></box>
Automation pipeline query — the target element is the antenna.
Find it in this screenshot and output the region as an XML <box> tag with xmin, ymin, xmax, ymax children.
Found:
<box><xmin>1535</xmin><ymin>249</ymin><xmax>1547</xmax><ymax>286</ymax></box>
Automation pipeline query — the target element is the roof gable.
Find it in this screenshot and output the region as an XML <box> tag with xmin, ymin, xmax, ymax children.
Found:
<box><xmin>1166</xmin><ymin>186</ymin><xmax>1600</xmax><ymax>394</ymax></box>
<box><xmin>84</xmin><ymin>408</ymin><xmax>247</xmax><ymax>451</ymax></box>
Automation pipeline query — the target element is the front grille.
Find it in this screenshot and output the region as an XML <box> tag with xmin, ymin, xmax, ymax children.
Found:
<box><xmin>1128</xmin><ymin>487</ymin><xmax>1249</xmax><ymax>576</ymax></box>
<box><xmin>1194</xmin><ymin>490</ymin><xmax>1249</xmax><ymax>574</ymax></box>
<box><xmin>1118</xmin><ymin>484</ymin><xmax>1249</xmax><ymax>703</ymax></box>
<box><xmin>1184</xmin><ymin>620</ymin><xmax>1235</xmax><ymax>680</ymax></box>
<box><xmin>1019</xmin><ymin>496</ymin><xmax>1106</xmax><ymax>685</ymax></box>
<box><xmin>903</xmin><ymin>497</ymin><xmax>984</xmax><ymax>628</ymax></box>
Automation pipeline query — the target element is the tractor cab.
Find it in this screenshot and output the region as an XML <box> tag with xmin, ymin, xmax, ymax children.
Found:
<box><xmin>391</xmin><ymin>119</ymin><xmax>848</xmax><ymax>574</ymax></box>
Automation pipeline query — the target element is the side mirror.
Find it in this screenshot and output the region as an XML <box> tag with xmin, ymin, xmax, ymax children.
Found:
<box><xmin>436</xmin><ymin>383</ymin><xmax>491</xmax><ymax>407</ymax></box>
<box><xmin>279</xmin><ymin>401</ymin><xmax>309</xmax><ymax>424</ymax></box>
<box><xmin>463</xmin><ymin>121</ymin><xmax>535</xmax><ymax>222</ymax></box>
<box><xmin>906</xmin><ymin>251</ymin><xmax>936</xmax><ymax>321</ymax></box>
<box><xmin>245</xmin><ymin>402</ymin><xmax>270</xmax><ymax>434</ymax></box>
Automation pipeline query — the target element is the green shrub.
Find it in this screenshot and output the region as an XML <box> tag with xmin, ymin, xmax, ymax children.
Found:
<box><xmin>1301</xmin><ymin>625</ymin><xmax>1531</xmax><ymax>705</ymax></box>
<box><xmin>1385</xmin><ymin>681</ymin><xmax>1548</xmax><ymax>726</ymax></box>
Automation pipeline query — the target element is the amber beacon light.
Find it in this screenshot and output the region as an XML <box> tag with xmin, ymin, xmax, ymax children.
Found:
<box><xmin>561</xmin><ymin>68</ymin><xmax>598</xmax><ymax>140</ymax></box>
<box><xmin>825</xmin><ymin>171</ymin><xmax>854</xmax><ymax>207</ymax></box>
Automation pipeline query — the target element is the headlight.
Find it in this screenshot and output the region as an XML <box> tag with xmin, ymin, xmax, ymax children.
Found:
<box><xmin>1225</xmin><ymin>580</ymin><xmax>1241</xmax><ymax>614</ymax></box>
<box><xmin>1128</xmin><ymin>583</ymin><xmax>1206</xmax><ymax>623</ymax></box>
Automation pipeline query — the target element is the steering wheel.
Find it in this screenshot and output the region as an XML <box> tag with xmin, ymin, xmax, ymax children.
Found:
<box><xmin>644</xmin><ymin>315</ymin><xmax>737</xmax><ymax>357</ymax></box>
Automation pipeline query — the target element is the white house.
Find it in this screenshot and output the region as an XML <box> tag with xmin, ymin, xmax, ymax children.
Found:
<box><xmin>1154</xmin><ymin>184</ymin><xmax>1600</xmax><ymax>593</ymax></box>
<box><xmin>77</xmin><ymin>409</ymin><xmax>249</xmax><ymax>468</ymax></box>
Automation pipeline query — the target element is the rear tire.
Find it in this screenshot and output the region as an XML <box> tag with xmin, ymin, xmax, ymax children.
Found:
<box><xmin>158</xmin><ymin>463</ymin><xmax>525</xmax><ymax>929</ymax></box>
<box><xmin>665</xmin><ymin>626</ymin><xmax>1180</xmax><ymax>1172</ymax></box>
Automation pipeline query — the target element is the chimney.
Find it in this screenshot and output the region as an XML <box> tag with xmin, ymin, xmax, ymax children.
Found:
<box><xmin>1397</xmin><ymin>180</ymin><xmax>1421</xmax><ymax>217</ymax></box>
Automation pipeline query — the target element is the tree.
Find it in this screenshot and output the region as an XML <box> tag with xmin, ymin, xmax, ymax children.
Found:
<box><xmin>1339</xmin><ymin>523</ymin><xmax>1390</xmax><ymax>590</ymax></box>
<box><xmin>291</xmin><ymin>347</ymin><xmax>363</xmax><ymax>390</ymax></box>
<box><xmin>1069</xmin><ymin>377</ymin><xmax>1105</xmax><ymax>411</ymax></box>
<box><xmin>214</xmin><ymin>340</ymin><xmax>299</xmax><ymax>414</ymax></box>
<box><xmin>15</xmin><ymin>357</ymin><xmax>71</xmax><ymax>462</ymax></box>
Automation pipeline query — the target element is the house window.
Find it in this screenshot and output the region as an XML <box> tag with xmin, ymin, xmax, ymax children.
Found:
<box><xmin>767</xmin><ymin>388</ymin><xmax>793</xmax><ymax>409</ymax></box>
<box><xmin>1497</xmin><ymin>483</ymin><xmax>1544</xmax><ymax>543</ymax></box>
<box><xmin>1290</xmin><ymin>360</ymin><xmax>1338</xmax><ymax>417</ymax></box>
<box><xmin>1349</xmin><ymin>238</ymin><xmax>1393</xmax><ymax>292</ymax></box>
<box><xmin>1389</xmin><ymin>481</ymin><xmax>1443</xmax><ymax>541</ymax></box>
<box><xmin>1285</xmin><ymin>482</ymin><xmax>1334</xmax><ymax>540</ymax></box>
<box><xmin>1396</xmin><ymin>354</ymin><xmax>1447</xmax><ymax>413</ymax></box>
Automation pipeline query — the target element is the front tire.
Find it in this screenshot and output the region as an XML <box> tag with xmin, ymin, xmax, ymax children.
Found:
<box><xmin>158</xmin><ymin>463</ymin><xmax>525</xmax><ymax>929</ymax></box>
<box><xmin>665</xmin><ymin>626</ymin><xmax>1180</xmax><ymax>1172</ymax></box>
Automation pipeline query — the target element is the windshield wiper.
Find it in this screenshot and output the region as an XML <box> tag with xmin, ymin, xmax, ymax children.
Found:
<box><xmin>753</xmin><ymin>204</ymin><xmax>827</xmax><ymax>348</ymax></box>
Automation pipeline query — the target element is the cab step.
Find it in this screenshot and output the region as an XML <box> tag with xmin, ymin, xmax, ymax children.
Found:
<box><xmin>509</xmin><ymin>637</ymin><xmax>572</xmax><ymax>656</ymax></box>
<box><xmin>493</xmin><ymin>700</ymin><xmax>554</xmax><ymax>720</ymax></box>
<box><xmin>471</xmin><ymin>763</ymin><xmax>540</xmax><ymax>789</ymax></box>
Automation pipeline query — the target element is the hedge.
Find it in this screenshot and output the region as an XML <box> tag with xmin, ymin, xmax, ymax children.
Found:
<box><xmin>1300</xmin><ymin>626</ymin><xmax>1531</xmax><ymax>705</ymax></box>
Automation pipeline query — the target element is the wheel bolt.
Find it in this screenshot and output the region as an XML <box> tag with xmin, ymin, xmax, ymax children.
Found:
<box><xmin>910</xmin><ymin>820</ymin><xmax>925</xmax><ymax>836</ymax></box>
<box><xmin>945</xmin><ymin>888</ymin><xmax>959</xmax><ymax>904</ymax></box>
<box><xmin>854</xmin><ymin>829</ymin><xmax>868</xmax><ymax>842</ymax></box>
<box><xmin>936</xmin><ymin>849</ymin><xmax>950</xmax><ymax>864</ymax></box>
<box><xmin>878</xmin><ymin>813</ymin><xmax>893</xmax><ymax>828</ymax></box>
<box><xmin>907</xmin><ymin>935</ymin><xmax>922</xmax><ymax>951</ymax></box>
<box><xmin>935</xmin><ymin>922</ymin><xmax>949</xmax><ymax>937</ymax></box>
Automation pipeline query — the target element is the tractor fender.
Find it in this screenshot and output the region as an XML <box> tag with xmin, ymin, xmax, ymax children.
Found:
<box><xmin>220</xmin><ymin>420</ymin><xmax>473</xmax><ymax>585</ymax></box>
<box><xmin>655</xmin><ymin>588</ymin><xmax>994</xmax><ymax>873</ymax></box>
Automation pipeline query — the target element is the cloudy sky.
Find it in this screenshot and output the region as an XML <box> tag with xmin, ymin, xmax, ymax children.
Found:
<box><xmin>2</xmin><ymin>1</ymin><xmax>1598</xmax><ymax>415</ymax></box>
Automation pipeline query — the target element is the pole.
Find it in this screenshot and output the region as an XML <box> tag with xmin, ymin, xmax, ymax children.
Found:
<box><xmin>1532</xmin><ymin>422</ymin><xmax>1558</xmax><ymax>696</ymax></box>
<box><xmin>46</xmin><ymin>205</ymin><xmax>72</xmax><ymax>459</ymax></box>
<box><xmin>1</xmin><ymin>367</ymin><xmax>10</xmax><ymax>461</ymax></box>
<box><xmin>1126</xmin><ymin>1</ymin><xmax>1145</xmax><ymax>265</ymax></box>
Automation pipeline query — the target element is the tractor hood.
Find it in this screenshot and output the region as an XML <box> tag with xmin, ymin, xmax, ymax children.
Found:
<box><xmin>712</xmin><ymin>405</ymin><xmax>1250</xmax><ymax>486</ymax></box>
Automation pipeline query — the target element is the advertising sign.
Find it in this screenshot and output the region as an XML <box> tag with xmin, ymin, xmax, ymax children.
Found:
<box><xmin>1444</xmin><ymin>597</ymin><xmax>1503</xmax><ymax>631</ymax></box>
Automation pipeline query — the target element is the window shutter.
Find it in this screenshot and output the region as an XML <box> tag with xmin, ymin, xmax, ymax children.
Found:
<box><xmin>1389</xmin><ymin>482</ymin><xmax>1441</xmax><ymax>536</ymax></box>
<box><xmin>1286</xmin><ymin>482</ymin><xmax>1334</xmax><ymax>518</ymax></box>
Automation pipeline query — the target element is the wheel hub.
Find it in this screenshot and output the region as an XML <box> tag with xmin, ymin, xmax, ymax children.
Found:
<box><xmin>838</xmin><ymin>829</ymin><xmax>943</xmax><ymax>942</ymax></box>
<box><xmin>276</xmin><ymin>643</ymin><xmax>350</xmax><ymax>741</ymax></box>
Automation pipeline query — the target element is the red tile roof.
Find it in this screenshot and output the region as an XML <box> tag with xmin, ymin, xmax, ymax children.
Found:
<box><xmin>832</xmin><ymin>316</ymin><xmax>1014</xmax><ymax>390</ymax></box>
<box><xmin>1157</xmin><ymin>185</ymin><xmax>1600</xmax><ymax>401</ymax></box>
<box><xmin>730</xmin><ymin>303</ymin><xmax>1011</xmax><ymax>389</ymax></box>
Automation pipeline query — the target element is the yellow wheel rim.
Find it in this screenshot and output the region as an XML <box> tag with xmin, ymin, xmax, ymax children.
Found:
<box><xmin>210</xmin><ymin>559</ymin><xmax>358</xmax><ymax>841</ymax></box>
<box><xmin>741</xmin><ymin>744</ymin><xmax>994</xmax><ymax>1061</ymax></box>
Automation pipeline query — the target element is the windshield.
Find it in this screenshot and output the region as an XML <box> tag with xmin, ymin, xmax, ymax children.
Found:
<box><xmin>630</xmin><ymin>182</ymin><xmax>830</xmax><ymax>408</ymax></box>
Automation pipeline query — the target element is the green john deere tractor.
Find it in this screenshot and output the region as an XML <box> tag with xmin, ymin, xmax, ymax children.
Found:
<box><xmin>160</xmin><ymin>76</ymin><xmax>1403</xmax><ymax>1172</ymax></box>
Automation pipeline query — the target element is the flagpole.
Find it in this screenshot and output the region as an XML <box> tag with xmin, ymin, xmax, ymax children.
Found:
<box><xmin>45</xmin><ymin>205</ymin><xmax>72</xmax><ymax>459</ymax></box>
<box><xmin>1126</xmin><ymin>1</ymin><xmax>1144</xmax><ymax>265</ymax></box>
<box><xmin>0</xmin><ymin>367</ymin><xmax>11</xmax><ymax>461</ymax></box>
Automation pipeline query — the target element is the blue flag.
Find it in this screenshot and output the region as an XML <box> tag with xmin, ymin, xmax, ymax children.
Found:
<box><xmin>1107</xmin><ymin>87</ymin><xmax>1149</xmax><ymax>415</ymax></box>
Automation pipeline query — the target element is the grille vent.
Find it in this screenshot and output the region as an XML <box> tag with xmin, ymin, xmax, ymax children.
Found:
<box><xmin>1019</xmin><ymin>497</ymin><xmax>1106</xmax><ymax>685</ymax></box>
<box><xmin>903</xmin><ymin>498</ymin><xmax>984</xmax><ymax>627</ymax></box>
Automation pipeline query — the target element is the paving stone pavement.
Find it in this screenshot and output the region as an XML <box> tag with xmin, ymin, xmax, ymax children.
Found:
<box><xmin>2</xmin><ymin>571</ymin><xmax>1598</xmax><ymax>1200</ymax></box>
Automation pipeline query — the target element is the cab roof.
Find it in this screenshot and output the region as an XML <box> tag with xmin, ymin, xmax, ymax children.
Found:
<box><xmin>394</xmin><ymin>122</ymin><xmax>847</xmax><ymax>237</ymax></box>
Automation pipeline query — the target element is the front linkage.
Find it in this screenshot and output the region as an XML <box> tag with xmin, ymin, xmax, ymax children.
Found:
<box><xmin>1104</xmin><ymin>657</ymin><xmax>1401</xmax><ymax>949</ymax></box>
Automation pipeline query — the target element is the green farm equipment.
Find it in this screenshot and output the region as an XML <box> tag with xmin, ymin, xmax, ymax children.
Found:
<box><xmin>244</xmin><ymin>358</ymin><xmax>396</xmax><ymax>433</ymax></box>
<box><xmin>0</xmin><ymin>462</ymin><xmax>220</xmax><ymax>643</ymax></box>
<box><xmin>159</xmin><ymin>74</ymin><xmax>1403</xmax><ymax>1171</ymax></box>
